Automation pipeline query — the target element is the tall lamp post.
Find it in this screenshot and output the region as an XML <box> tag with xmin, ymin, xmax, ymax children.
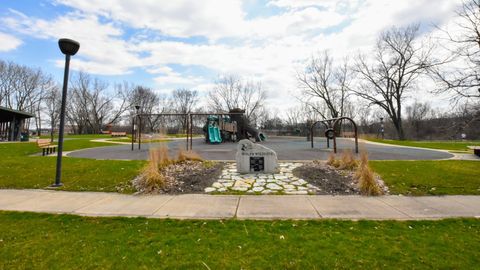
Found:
<box><xmin>131</xmin><ymin>105</ymin><xmax>140</xmax><ymax>151</ymax></box>
<box><xmin>52</xmin><ymin>38</ymin><xmax>80</xmax><ymax>187</ymax></box>
<box><xmin>135</xmin><ymin>105</ymin><xmax>141</xmax><ymax>150</ymax></box>
<box><xmin>380</xmin><ymin>117</ymin><xmax>385</xmax><ymax>140</ymax></box>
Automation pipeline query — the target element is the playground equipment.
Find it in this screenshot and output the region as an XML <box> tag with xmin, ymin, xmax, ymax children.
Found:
<box><xmin>203</xmin><ymin>109</ymin><xmax>265</xmax><ymax>144</ymax></box>
<box><xmin>203</xmin><ymin>115</ymin><xmax>236</xmax><ymax>144</ymax></box>
<box><xmin>310</xmin><ymin>117</ymin><xmax>358</xmax><ymax>153</ymax></box>
<box><xmin>131</xmin><ymin>109</ymin><xmax>265</xmax><ymax>151</ymax></box>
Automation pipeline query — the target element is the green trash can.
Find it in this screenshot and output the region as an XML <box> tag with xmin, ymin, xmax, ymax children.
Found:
<box><xmin>20</xmin><ymin>132</ymin><xmax>29</xmax><ymax>142</ymax></box>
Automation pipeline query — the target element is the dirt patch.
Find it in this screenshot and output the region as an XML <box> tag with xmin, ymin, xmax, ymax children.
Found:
<box><xmin>292</xmin><ymin>161</ymin><xmax>359</xmax><ymax>195</ymax></box>
<box><xmin>133</xmin><ymin>161</ymin><xmax>224</xmax><ymax>194</ymax></box>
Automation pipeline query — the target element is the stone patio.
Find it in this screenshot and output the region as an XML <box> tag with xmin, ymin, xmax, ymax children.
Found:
<box><xmin>204</xmin><ymin>162</ymin><xmax>320</xmax><ymax>194</ymax></box>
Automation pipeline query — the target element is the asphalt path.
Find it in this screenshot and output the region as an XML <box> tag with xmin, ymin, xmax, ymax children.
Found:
<box><xmin>67</xmin><ymin>137</ymin><xmax>454</xmax><ymax>161</ymax></box>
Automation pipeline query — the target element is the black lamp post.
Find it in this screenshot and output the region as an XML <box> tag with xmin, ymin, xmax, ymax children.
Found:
<box><xmin>52</xmin><ymin>38</ymin><xmax>80</xmax><ymax>187</ymax></box>
<box><xmin>131</xmin><ymin>105</ymin><xmax>140</xmax><ymax>151</ymax></box>
<box><xmin>380</xmin><ymin>117</ymin><xmax>385</xmax><ymax>140</ymax></box>
<box><xmin>135</xmin><ymin>105</ymin><xmax>141</xmax><ymax>149</ymax></box>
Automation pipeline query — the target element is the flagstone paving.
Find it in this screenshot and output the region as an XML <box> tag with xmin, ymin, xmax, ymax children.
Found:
<box><xmin>205</xmin><ymin>162</ymin><xmax>320</xmax><ymax>194</ymax></box>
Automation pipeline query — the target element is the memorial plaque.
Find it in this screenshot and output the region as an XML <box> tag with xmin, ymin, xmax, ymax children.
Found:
<box><xmin>250</xmin><ymin>156</ymin><xmax>264</xmax><ymax>172</ymax></box>
<box><xmin>235</xmin><ymin>139</ymin><xmax>277</xmax><ymax>173</ymax></box>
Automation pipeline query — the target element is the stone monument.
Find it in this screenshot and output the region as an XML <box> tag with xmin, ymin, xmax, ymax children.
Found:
<box><xmin>235</xmin><ymin>139</ymin><xmax>278</xmax><ymax>173</ymax></box>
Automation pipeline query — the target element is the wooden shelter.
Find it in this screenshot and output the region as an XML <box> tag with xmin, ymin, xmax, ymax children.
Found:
<box><xmin>0</xmin><ymin>106</ymin><xmax>34</xmax><ymax>141</ymax></box>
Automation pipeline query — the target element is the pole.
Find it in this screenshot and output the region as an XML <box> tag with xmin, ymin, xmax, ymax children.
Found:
<box><xmin>310</xmin><ymin>122</ymin><xmax>314</xmax><ymax>148</ymax></box>
<box><xmin>189</xmin><ymin>114</ymin><xmax>193</xmax><ymax>150</ymax></box>
<box><xmin>380</xmin><ymin>117</ymin><xmax>385</xmax><ymax>140</ymax></box>
<box><xmin>131</xmin><ymin>116</ymin><xmax>135</xmax><ymax>151</ymax></box>
<box><xmin>138</xmin><ymin>114</ymin><xmax>141</xmax><ymax>150</ymax></box>
<box><xmin>53</xmin><ymin>54</ymin><xmax>70</xmax><ymax>187</ymax></box>
<box><xmin>185</xmin><ymin>114</ymin><xmax>189</xmax><ymax>150</ymax></box>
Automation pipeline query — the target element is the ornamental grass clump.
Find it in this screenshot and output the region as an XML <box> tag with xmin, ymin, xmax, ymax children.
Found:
<box><xmin>338</xmin><ymin>150</ymin><xmax>357</xmax><ymax>170</ymax></box>
<box><xmin>138</xmin><ymin>145</ymin><xmax>171</xmax><ymax>192</ymax></box>
<box><xmin>355</xmin><ymin>152</ymin><xmax>382</xmax><ymax>196</ymax></box>
<box><xmin>177</xmin><ymin>149</ymin><xmax>203</xmax><ymax>162</ymax></box>
<box><xmin>326</xmin><ymin>152</ymin><xmax>341</xmax><ymax>167</ymax></box>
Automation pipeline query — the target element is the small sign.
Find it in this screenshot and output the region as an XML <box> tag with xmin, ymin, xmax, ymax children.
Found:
<box><xmin>250</xmin><ymin>157</ymin><xmax>264</xmax><ymax>172</ymax></box>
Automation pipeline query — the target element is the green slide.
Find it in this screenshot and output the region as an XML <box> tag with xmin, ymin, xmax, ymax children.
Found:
<box><xmin>208</xmin><ymin>126</ymin><xmax>222</xmax><ymax>143</ymax></box>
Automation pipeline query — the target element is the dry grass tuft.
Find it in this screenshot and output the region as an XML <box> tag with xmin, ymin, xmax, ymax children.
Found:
<box><xmin>137</xmin><ymin>145</ymin><xmax>172</xmax><ymax>192</ymax></box>
<box><xmin>152</xmin><ymin>144</ymin><xmax>172</xmax><ymax>168</ymax></box>
<box><xmin>338</xmin><ymin>150</ymin><xmax>357</xmax><ymax>170</ymax></box>
<box><xmin>326</xmin><ymin>152</ymin><xmax>341</xmax><ymax>168</ymax></box>
<box><xmin>326</xmin><ymin>152</ymin><xmax>336</xmax><ymax>166</ymax></box>
<box><xmin>355</xmin><ymin>152</ymin><xmax>382</xmax><ymax>196</ymax></box>
<box><xmin>177</xmin><ymin>149</ymin><xmax>204</xmax><ymax>162</ymax></box>
<box><xmin>354</xmin><ymin>151</ymin><xmax>369</xmax><ymax>179</ymax></box>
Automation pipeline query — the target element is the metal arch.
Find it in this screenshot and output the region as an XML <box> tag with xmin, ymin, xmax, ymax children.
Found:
<box><xmin>310</xmin><ymin>120</ymin><xmax>332</xmax><ymax>149</ymax></box>
<box><xmin>309</xmin><ymin>116</ymin><xmax>359</xmax><ymax>154</ymax></box>
<box><xmin>332</xmin><ymin>116</ymin><xmax>358</xmax><ymax>154</ymax></box>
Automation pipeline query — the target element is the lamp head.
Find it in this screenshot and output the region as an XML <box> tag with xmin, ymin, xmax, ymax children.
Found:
<box><xmin>58</xmin><ymin>38</ymin><xmax>80</xmax><ymax>56</ymax></box>
<box><xmin>135</xmin><ymin>105</ymin><xmax>141</xmax><ymax>111</ymax></box>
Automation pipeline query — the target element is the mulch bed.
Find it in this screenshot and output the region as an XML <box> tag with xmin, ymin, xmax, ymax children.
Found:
<box><xmin>292</xmin><ymin>161</ymin><xmax>360</xmax><ymax>195</ymax></box>
<box><xmin>133</xmin><ymin>161</ymin><xmax>224</xmax><ymax>194</ymax></box>
<box><xmin>163</xmin><ymin>161</ymin><xmax>224</xmax><ymax>194</ymax></box>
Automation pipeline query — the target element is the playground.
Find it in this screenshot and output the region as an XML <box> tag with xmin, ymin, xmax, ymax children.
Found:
<box><xmin>68</xmin><ymin>136</ymin><xmax>454</xmax><ymax>161</ymax></box>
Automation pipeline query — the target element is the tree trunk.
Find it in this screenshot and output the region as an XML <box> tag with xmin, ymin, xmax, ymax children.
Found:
<box><xmin>393</xmin><ymin>118</ymin><xmax>405</xmax><ymax>140</ymax></box>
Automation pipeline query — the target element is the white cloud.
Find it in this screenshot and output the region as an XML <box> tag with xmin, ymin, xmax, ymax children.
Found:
<box><xmin>268</xmin><ymin>0</ymin><xmax>338</xmax><ymax>9</ymax></box>
<box><xmin>54</xmin><ymin>0</ymin><xmax>246</xmax><ymax>39</ymax></box>
<box><xmin>3</xmin><ymin>11</ymin><xmax>140</xmax><ymax>75</ymax></box>
<box><xmin>1</xmin><ymin>0</ymin><xmax>465</xmax><ymax>110</ymax></box>
<box><xmin>0</xmin><ymin>32</ymin><xmax>22</xmax><ymax>51</ymax></box>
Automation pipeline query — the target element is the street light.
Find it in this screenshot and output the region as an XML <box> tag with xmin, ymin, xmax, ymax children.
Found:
<box><xmin>380</xmin><ymin>117</ymin><xmax>385</xmax><ymax>140</ymax></box>
<box><xmin>135</xmin><ymin>105</ymin><xmax>141</xmax><ymax>150</ymax></box>
<box><xmin>131</xmin><ymin>105</ymin><xmax>140</xmax><ymax>151</ymax></box>
<box><xmin>52</xmin><ymin>38</ymin><xmax>80</xmax><ymax>187</ymax></box>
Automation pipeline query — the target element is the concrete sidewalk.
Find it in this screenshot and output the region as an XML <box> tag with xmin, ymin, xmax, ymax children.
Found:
<box><xmin>0</xmin><ymin>189</ymin><xmax>479</xmax><ymax>220</ymax></box>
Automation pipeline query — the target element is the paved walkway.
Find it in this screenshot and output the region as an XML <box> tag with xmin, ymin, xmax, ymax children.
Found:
<box><xmin>1</xmin><ymin>189</ymin><xmax>479</xmax><ymax>220</ymax></box>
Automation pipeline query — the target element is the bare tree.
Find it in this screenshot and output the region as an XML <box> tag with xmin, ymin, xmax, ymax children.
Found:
<box><xmin>353</xmin><ymin>24</ymin><xmax>436</xmax><ymax>140</ymax></box>
<box><xmin>171</xmin><ymin>88</ymin><xmax>199</xmax><ymax>132</ymax></box>
<box><xmin>432</xmin><ymin>0</ymin><xmax>480</xmax><ymax>101</ymax></box>
<box><xmin>285</xmin><ymin>106</ymin><xmax>304</xmax><ymax>128</ymax></box>
<box><xmin>130</xmin><ymin>85</ymin><xmax>169</xmax><ymax>132</ymax></box>
<box><xmin>298</xmin><ymin>51</ymin><xmax>352</xmax><ymax>119</ymax></box>
<box><xmin>208</xmin><ymin>75</ymin><xmax>267</xmax><ymax>122</ymax></box>
<box><xmin>43</xmin><ymin>85</ymin><xmax>62</xmax><ymax>141</ymax></box>
<box><xmin>67</xmin><ymin>72</ymin><xmax>131</xmax><ymax>134</ymax></box>
<box><xmin>405</xmin><ymin>101</ymin><xmax>432</xmax><ymax>139</ymax></box>
<box><xmin>0</xmin><ymin>60</ymin><xmax>45</xmax><ymax>113</ymax></box>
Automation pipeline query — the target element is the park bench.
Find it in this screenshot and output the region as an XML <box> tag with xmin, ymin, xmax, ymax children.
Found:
<box><xmin>111</xmin><ymin>131</ymin><xmax>127</xmax><ymax>137</ymax></box>
<box><xmin>467</xmin><ymin>146</ymin><xmax>480</xmax><ymax>157</ymax></box>
<box><xmin>36</xmin><ymin>139</ymin><xmax>57</xmax><ymax>156</ymax></box>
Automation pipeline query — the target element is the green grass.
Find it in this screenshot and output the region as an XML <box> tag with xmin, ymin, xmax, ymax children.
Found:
<box><xmin>366</xmin><ymin>138</ymin><xmax>480</xmax><ymax>151</ymax></box>
<box><xmin>370</xmin><ymin>160</ymin><xmax>480</xmax><ymax>195</ymax></box>
<box><xmin>0</xmin><ymin>212</ymin><xmax>479</xmax><ymax>269</ymax></box>
<box><xmin>39</xmin><ymin>134</ymin><xmax>111</xmax><ymax>139</ymax></box>
<box><xmin>0</xmin><ymin>139</ymin><xmax>145</xmax><ymax>193</ymax></box>
<box><xmin>36</xmin><ymin>134</ymin><xmax>118</xmax><ymax>151</ymax></box>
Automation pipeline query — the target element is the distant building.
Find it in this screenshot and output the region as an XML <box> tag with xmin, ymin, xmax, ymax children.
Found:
<box><xmin>0</xmin><ymin>106</ymin><xmax>35</xmax><ymax>141</ymax></box>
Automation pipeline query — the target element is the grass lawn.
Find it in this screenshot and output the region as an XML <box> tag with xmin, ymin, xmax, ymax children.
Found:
<box><xmin>367</xmin><ymin>138</ymin><xmax>480</xmax><ymax>152</ymax></box>
<box><xmin>370</xmin><ymin>160</ymin><xmax>480</xmax><ymax>195</ymax></box>
<box><xmin>37</xmin><ymin>134</ymin><xmax>119</xmax><ymax>151</ymax></box>
<box><xmin>0</xmin><ymin>138</ymin><xmax>145</xmax><ymax>193</ymax></box>
<box><xmin>0</xmin><ymin>212</ymin><xmax>479</xmax><ymax>269</ymax></box>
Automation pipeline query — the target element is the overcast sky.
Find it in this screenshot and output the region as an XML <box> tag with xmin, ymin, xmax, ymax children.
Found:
<box><xmin>0</xmin><ymin>0</ymin><xmax>464</xmax><ymax>114</ymax></box>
